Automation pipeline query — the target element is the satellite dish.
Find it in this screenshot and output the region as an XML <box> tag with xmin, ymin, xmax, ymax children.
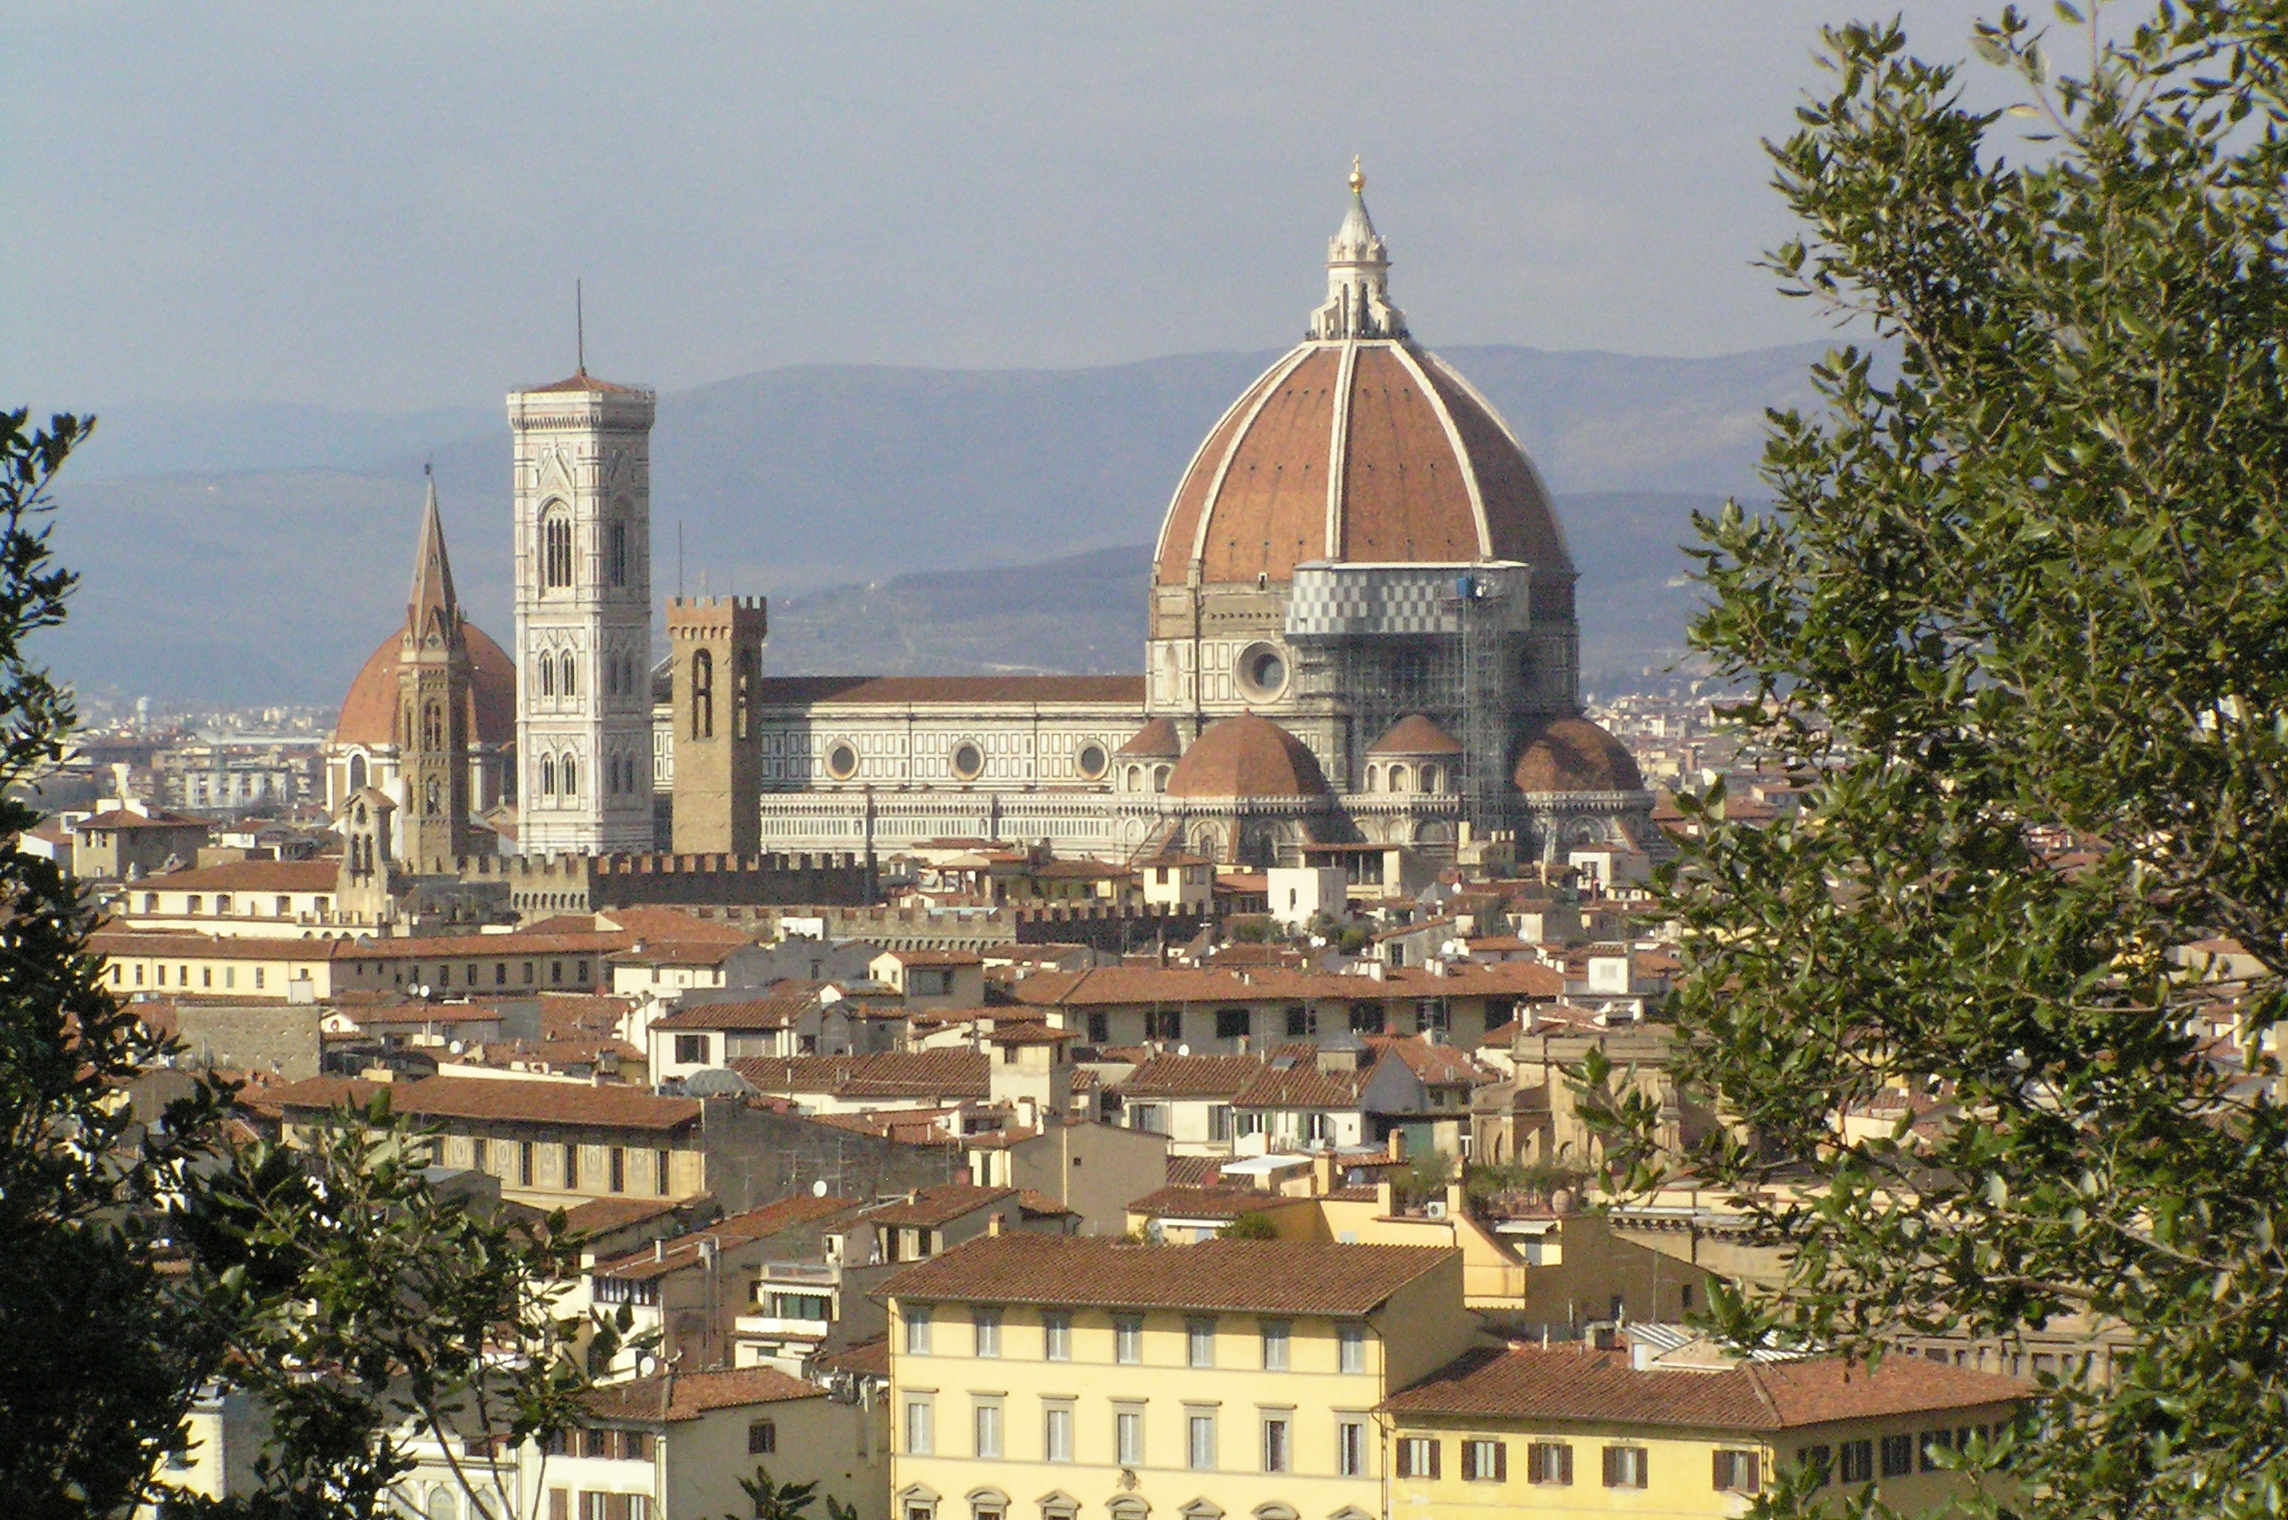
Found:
<box><xmin>812</xmin><ymin>1179</ymin><xmax>829</xmax><ymax>1198</ymax></box>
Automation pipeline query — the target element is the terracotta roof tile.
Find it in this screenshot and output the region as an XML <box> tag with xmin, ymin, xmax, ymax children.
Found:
<box><xmin>652</xmin><ymin>983</ymin><xmax>822</xmax><ymax>1031</ymax></box>
<box><xmin>884</xmin><ymin>1234</ymin><xmax>1453</xmax><ymax>1316</ymax></box>
<box><xmin>583</xmin><ymin>1366</ymin><xmax>820</xmax><ymax>1424</ymax></box>
<box><xmin>1381</xmin><ymin>1346</ymin><xmax>2030</xmax><ymax>1432</ymax></box>
<box><xmin>1128</xmin><ymin>1185</ymin><xmax>1307</xmax><ymax>1220</ymax></box>
<box><xmin>135</xmin><ymin>859</ymin><xmax>340</xmax><ymax>893</ymax></box>
<box><xmin>1113</xmin><ymin>1053</ymin><xmax>1264</xmax><ymax>1099</ymax></box>
<box><xmin>731</xmin><ymin>1050</ymin><xmax>988</xmax><ymax>1101</ymax></box>
<box><xmin>817</xmin><ymin>1335</ymin><xmax>889</xmax><ymax>1378</ymax></box>
<box><xmin>267</xmin><ymin>1073</ymin><xmax>699</xmax><ymax>1131</ymax></box>
<box><xmin>1165</xmin><ymin>714</ymin><xmax>1331</xmax><ymax>800</ymax></box>
<box><xmin>593</xmin><ymin>1194</ymin><xmax>860</xmax><ymax>1280</ymax></box>
<box><xmin>863</xmin><ymin>1184</ymin><xmax>1016</xmax><ymax>1228</ymax></box>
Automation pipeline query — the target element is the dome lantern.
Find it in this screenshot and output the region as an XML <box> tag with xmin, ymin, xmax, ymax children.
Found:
<box><xmin>1309</xmin><ymin>156</ymin><xmax>1407</xmax><ymax>341</ymax></box>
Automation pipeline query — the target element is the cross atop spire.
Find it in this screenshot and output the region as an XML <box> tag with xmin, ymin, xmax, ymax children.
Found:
<box><xmin>404</xmin><ymin>472</ymin><xmax>463</xmax><ymax>653</ymax></box>
<box><xmin>1309</xmin><ymin>158</ymin><xmax>1408</xmax><ymax>341</ymax></box>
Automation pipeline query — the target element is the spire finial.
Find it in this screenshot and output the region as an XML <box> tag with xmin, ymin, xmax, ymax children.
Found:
<box><xmin>576</xmin><ymin>278</ymin><xmax>586</xmax><ymax>376</ymax></box>
<box><xmin>1350</xmin><ymin>155</ymin><xmax>1365</xmax><ymax>194</ymax></box>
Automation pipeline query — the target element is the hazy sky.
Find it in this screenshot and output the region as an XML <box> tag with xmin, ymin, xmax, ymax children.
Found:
<box><xmin>10</xmin><ymin>1</ymin><xmax>2017</xmax><ymax>413</ymax></box>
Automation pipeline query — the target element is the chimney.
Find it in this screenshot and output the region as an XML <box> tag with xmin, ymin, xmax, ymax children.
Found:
<box><xmin>987</xmin><ymin>1211</ymin><xmax>1005</xmax><ymax>1237</ymax></box>
<box><xmin>654</xmin><ymin>1238</ymin><xmax>666</xmax><ymax>1262</ymax></box>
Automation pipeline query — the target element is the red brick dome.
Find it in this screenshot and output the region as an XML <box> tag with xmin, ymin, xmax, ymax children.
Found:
<box><xmin>1165</xmin><ymin>714</ymin><xmax>1332</xmax><ymax>799</ymax></box>
<box><xmin>1151</xmin><ymin>341</ymin><xmax>1569</xmax><ymax>590</ymax></box>
<box><xmin>331</xmin><ymin>623</ymin><xmax>517</xmax><ymax>749</ymax></box>
<box><xmin>1513</xmin><ymin>715</ymin><xmax>1644</xmax><ymax>795</ymax></box>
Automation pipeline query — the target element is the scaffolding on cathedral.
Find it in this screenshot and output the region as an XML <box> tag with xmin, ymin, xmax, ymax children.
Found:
<box><xmin>1285</xmin><ymin>561</ymin><xmax>1530</xmax><ymax>831</ymax></box>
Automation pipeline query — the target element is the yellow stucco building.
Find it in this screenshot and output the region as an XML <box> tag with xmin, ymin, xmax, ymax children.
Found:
<box><xmin>1379</xmin><ymin>1341</ymin><xmax>2028</xmax><ymax>1517</ymax></box>
<box><xmin>880</xmin><ymin>1236</ymin><xmax>1473</xmax><ymax>1520</ymax></box>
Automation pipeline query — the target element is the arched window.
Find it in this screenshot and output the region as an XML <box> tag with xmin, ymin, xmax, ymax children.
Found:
<box><xmin>542</xmin><ymin>512</ymin><xmax>573</xmax><ymax>589</ymax></box>
<box><xmin>347</xmin><ymin>754</ymin><xmax>366</xmax><ymax>793</ymax></box>
<box><xmin>1390</xmin><ymin>763</ymin><xmax>1411</xmax><ymax>793</ymax></box>
<box><xmin>539</xmin><ymin>756</ymin><xmax>556</xmax><ymax>796</ymax></box>
<box><xmin>561</xmin><ymin>756</ymin><xmax>578</xmax><ymax>798</ymax></box>
<box><xmin>691</xmin><ymin>649</ymin><xmax>714</xmax><ymax>739</ymax></box>
<box><xmin>1422</xmin><ymin>764</ymin><xmax>1441</xmax><ymax>793</ymax></box>
<box><xmin>422</xmin><ymin>701</ymin><xmax>443</xmax><ymax>750</ymax></box>
<box><xmin>538</xmin><ymin>653</ymin><xmax>555</xmax><ymax>699</ymax></box>
<box><xmin>425</xmin><ymin>778</ymin><xmax>441</xmax><ymax>816</ymax></box>
<box><xmin>559</xmin><ymin>652</ymin><xmax>577</xmax><ymax>699</ymax></box>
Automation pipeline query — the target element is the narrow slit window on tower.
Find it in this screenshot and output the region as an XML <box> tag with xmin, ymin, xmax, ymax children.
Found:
<box><xmin>422</xmin><ymin>701</ymin><xmax>443</xmax><ymax>750</ymax></box>
<box><xmin>539</xmin><ymin>756</ymin><xmax>556</xmax><ymax>796</ymax></box>
<box><xmin>543</xmin><ymin>513</ymin><xmax>573</xmax><ymax>589</ymax></box>
<box><xmin>561</xmin><ymin>756</ymin><xmax>578</xmax><ymax>798</ymax></box>
<box><xmin>609</xmin><ymin>521</ymin><xmax>628</xmax><ymax>588</ymax></box>
<box><xmin>538</xmin><ymin>653</ymin><xmax>555</xmax><ymax>699</ymax></box>
<box><xmin>559</xmin><ymin>652</ymin><xmax>576</xmax><ymax>699</ymax></box>
<box><xmin>735</xmin><ymin>647</ymin><xmax>756</xmax><ymax>740</ymax></box>
<box><xmin>692</xmin><ymin>649</ymin><xmax>714</xmax><ymax>739</ymax></box>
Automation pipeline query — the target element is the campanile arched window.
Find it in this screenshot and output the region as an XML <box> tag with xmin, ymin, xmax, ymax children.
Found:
<box><xmin>539</xmin><ymin>756</ymin><xmax>556</xmax><ymax>796</ymax></box>
<box><xmin>538</xmin><ymin>653</ymin><xmax>555</xmax><ymax>699</ymax></box>
<box><xmin>541</xmin><ymin>510</ymin><xmax>573</xmax><ymax>590</ymax></box>
<box><xmin>561</xmin><ymin>756</ymin><xmax>578</xmax><ymax>798</ymax></box>
<box><xmin>559</xmin><ymin>652</ymin><xmax>577</xmax><ymax>699</ymax></box>
<box><xmin>422</xmin><ymin>701</ymin><xmax>443</xmax><ymax>751</ymax></box>
<box><xmin>691</xmin><ymin>649</ymin><xmax>714</xmax><ymax>739</ymax></box>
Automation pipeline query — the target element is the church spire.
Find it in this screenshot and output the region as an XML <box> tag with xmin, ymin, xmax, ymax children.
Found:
<box><xmin>1308</xmin><ymin>157</ymin><xmax>1408</xmax><ymax>341</ymax></box>
<box><xmin>405</xmin><ymin>467</ymin><xmax>462</xmax><ymax>652</ymax></box>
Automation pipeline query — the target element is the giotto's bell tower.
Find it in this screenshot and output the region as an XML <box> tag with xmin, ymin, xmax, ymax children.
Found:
<box><xmin>508</xmin><ymin>364</ymin><xmax>656</xmax><ymax>855</ymax></box>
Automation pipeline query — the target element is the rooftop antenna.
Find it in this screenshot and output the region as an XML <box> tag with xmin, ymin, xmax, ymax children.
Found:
<box><xmin>575</xmin><ymin>278</ymin><xmax>586</xmax><ymax>375</ymax></box>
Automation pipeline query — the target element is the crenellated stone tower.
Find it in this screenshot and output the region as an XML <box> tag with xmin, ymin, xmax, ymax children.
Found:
<box><xmin>508</xmin><ymin>364</ymin><xmax>656</xmax><ymax>855</ymax></box>
<box><xmin>666</xmin><ymin>595</ymin><xmax>768</xmax><ymax>856</ymax></box>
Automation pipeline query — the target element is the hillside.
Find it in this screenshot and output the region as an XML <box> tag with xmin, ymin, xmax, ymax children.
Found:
<box><xmin>41</xmin><ymin>343</ymin><xmax>1816</xmax><ymax>705</ymax></box>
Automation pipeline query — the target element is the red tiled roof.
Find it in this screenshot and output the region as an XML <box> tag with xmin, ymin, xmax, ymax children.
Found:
<box><xmin>884</xmin><ymin>1234</ymin><xmax>1454</xmax><ymax>1316</ymax></box>
<box><xmin>863</xmin><ymin>1184</ymin><xmax>1016</xmax><ymax>1228</ymax></box>
<box><xmin>266</xmin><ymin>1073</ymin><xmax>700</xmax><ymax>1131</ymax></box>
<box><xmin>1164</xmin><ymin>1155</ymin><xmax>1225</xmax><ymax>1188</ymax></box>
<box><xmin>1232</xmin><ymin>1057</ymin><xmax>1365</xmax><ymax>1110</ymax></box>
<box><xmin>1128</xmin><ymin>1185</ymin><xmax>1307</xmax><ymax>1220</ymax></box>
<box><xmin>817</xmin><ymin>1335</ymin><xmax>889</xmax><ymax>1378</ymax></box>
<box><xmin>1165</xmin><ymin>714</ymin><xmax>1331</xmax><ymax>800</ymax></box>
<box><xmin>583</xmin><ymin>1366</ymin><xmax>820</xmax><ymax>1424</ymax></box>
<box><xmin>593</xmin><ymin>1194</ymin><xmax>860</xmax><ymax>1281</ymax></box>
<box><xmin>731</xmin><ymin>1050</ymin><xmax>989</xmax><ymax>1100</ymax></box>
<box><xmin>562</xmin><ymin>1196</ymin><xmax>693</xmax><ymax>1234</ymax></box>
<box><xmin>1113</xmin><ymin>1053</ymin><xmax>1264</xmax><ymax>1100</ymax></box>
<box><xmin>74</xmin><ymin>808</ymin><xmax>207</xmax><ymax>831</ymax></box>
<box><xmin>1380</xmin><ymin>1346</ymin><xmax>2031</xmax><ymax>1431</ymax></box>
<box><xmin>1367</xmin><ymin>714</ymin><xmax>1464</xmax><ymax>756</ymax></box>
<box><xmin>523</xmin><ymin>369</ymin><xmax>649</xmax><ymax>396</ymax></box>
<box><xmin>652</xmin><ymin>983</ymin><xmax>821</xmax><ymax>1031</ymax></box>
<box><xmin>134</xmin><ymin>859</ymin><xmax>340</xmax><ymax>893</ymax></box>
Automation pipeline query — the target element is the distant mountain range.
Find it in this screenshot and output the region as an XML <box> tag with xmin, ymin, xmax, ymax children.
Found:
<box><xmin>40</xmin><ymin>342</ymin><xmax>1825</xmax><ymax>707</ymax></box>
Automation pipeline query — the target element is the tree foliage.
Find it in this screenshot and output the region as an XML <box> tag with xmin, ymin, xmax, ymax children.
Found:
<box><xmin>1604</xmin><ymin>5</ymin><xmax>2288</xmax><ymax>1516</ymax></box>
<box><xmin>0</xmin><ymin>409</ymin><xmax>615</xmax><ymax>1518</ymax></box>
<box><xmin>0</xmin><ymin>409</ymin><xmax>236</xmax><ymax>1513</ymax></box>
<box><xmin>164</xmin><ymin>1100</ymin><xmax>635</xmax><ymax>1520</ymax></box>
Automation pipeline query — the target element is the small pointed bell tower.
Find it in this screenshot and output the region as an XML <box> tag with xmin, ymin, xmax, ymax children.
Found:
<box><xmin>397</xmin><ymin>470</ymin><xmax>473</xmax><ymax>869</ymax></box>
